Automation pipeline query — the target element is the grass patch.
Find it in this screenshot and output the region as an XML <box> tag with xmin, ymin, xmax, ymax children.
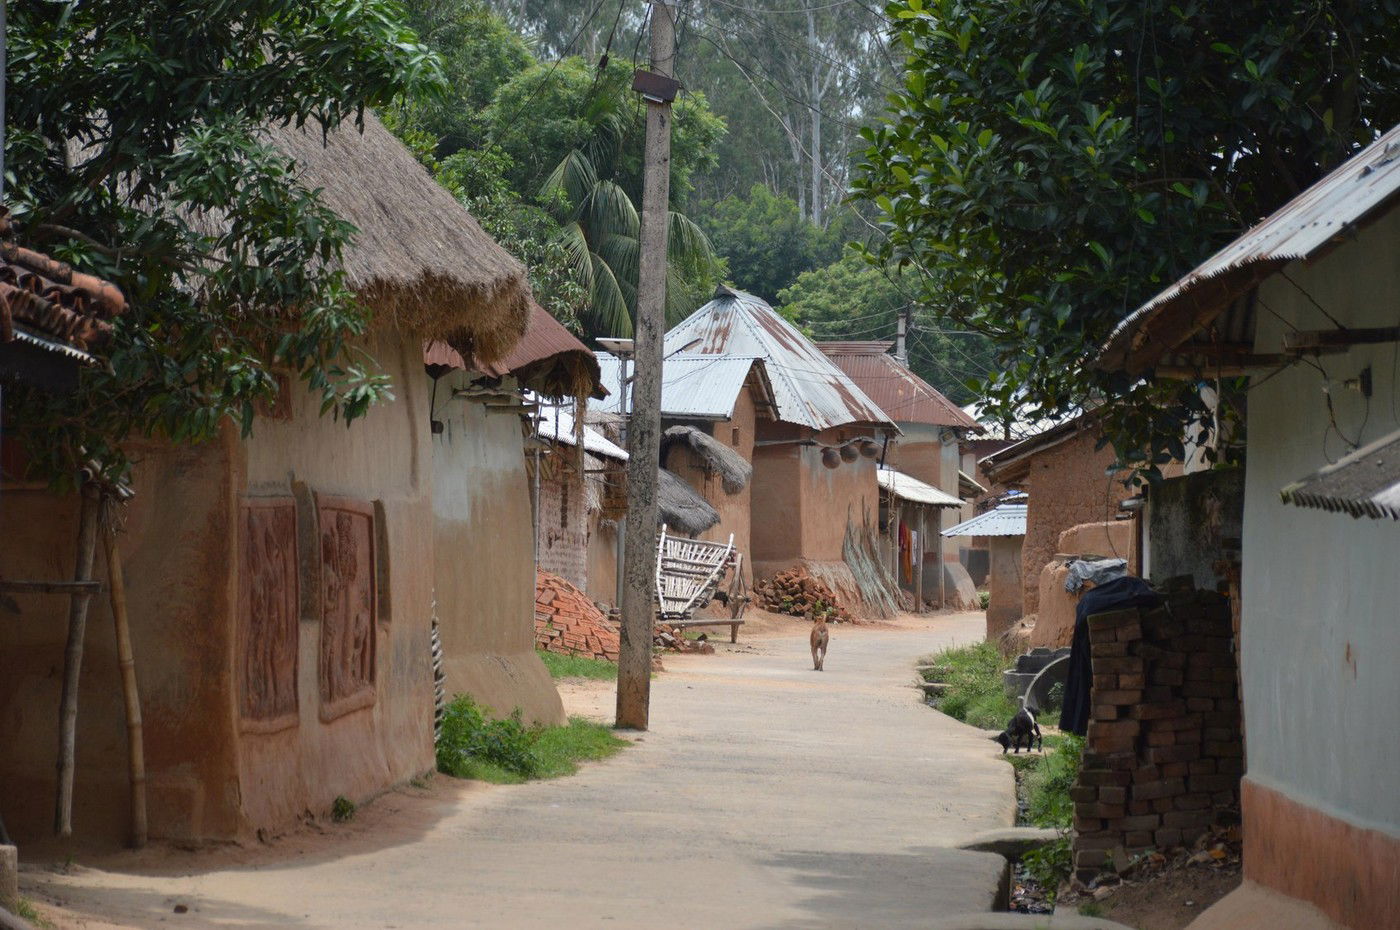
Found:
<box><xmin>920</xmin><ymin>640</ymin><xmax>1020</xmax><ymax>730</ymax></box>
<box><xmin>536</xmin><ymin>649</ymin><xmax>618</xmax><ymax>680</ymax></box>
<box><xmin>1022</xmin><ymin>733</ymin><xmax>1083</xmax><ymax>828</ymax></box>
<box><xmin>331</xmin><ymin>795</ymin><xmax>355</xmax><ymax>823</ymax></box>
<box><xmin>436</xmin><ymin>695</ymin><xmax>627</xmax><ymax>784</ymax></box>
<box><xmin>14</xmin><ymin>899</ymin><xmax>54</xmax><ymax>929</ymax></box>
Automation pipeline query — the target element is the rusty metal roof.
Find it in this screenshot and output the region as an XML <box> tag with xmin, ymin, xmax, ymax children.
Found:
<box><xmin>1280</xmin><ymin>428</ymin><xmax>1400</xmax><ymax>520</ymax></box>
<box><xmin>666</xmin><ymin>287</ymin><xmax>895</xmax><ymax>432</ymax></box>
<box><xmin>819</xmin><ymin>341</ymin><xmax>981</xmax><ymax>430</ymax></box>
<box><xmin>593</xmin><ymin>354</ymin><xmax>776</xmax><ymax>421</ymax></box>
<box><xmin>1102</xmin><ymin>122</ymin><xmax>1400</xmax><ymax>373</ymax></box>
<box><xmin>942</xmin><ymin>502</ymin><xmax>1027</xmax><ymax>537</ymax></box>
<box><xmin>878</xmin><ymin>466</ymin><xmax>963</xmax><ymax>508</ymax></box>
<box><xmin>425</xmin><ymin>302</ymin><xmax>603</xmax><ymax>399</ymax></box>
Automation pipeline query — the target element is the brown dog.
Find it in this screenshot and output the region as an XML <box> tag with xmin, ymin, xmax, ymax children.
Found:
<box><xmin>810</xmin><ymin>616</ymin><xmax>829</xmax><ymax>671</ymax></box>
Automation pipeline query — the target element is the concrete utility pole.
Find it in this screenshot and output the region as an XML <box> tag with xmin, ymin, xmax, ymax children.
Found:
<box><xmin>894</xmin><ymin>304</ymin><xmax>911</xmax><ymax>366</ymax></box>
<box><xmin>616</xmin><ymin>1</ymin><xmax>678</xmax><ymax>730</ymax></box>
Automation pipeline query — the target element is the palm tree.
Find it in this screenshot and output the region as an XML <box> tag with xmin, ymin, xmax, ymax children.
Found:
<box><xmin>541</xmin><ymin>97</ymin><xmax>720</xmax><ymax>338</ymax></box>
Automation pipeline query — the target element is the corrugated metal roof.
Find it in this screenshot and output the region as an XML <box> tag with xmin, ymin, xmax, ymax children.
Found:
<box><xmin>665</xmin><ymin>287</ymin><xmax>895</xmax><ymax>432</ymax></box>
<box><xmin>942</xmin><ymin>503</ymin><xmax>1028</xmax><ymax>537</ymax></box>
<box><xmin>1102</xmin><ymin>122</ymin><xmax>1400</xmax><ymax>373</ymax></box>
<box><xmin>821</xmin><ymin>341</ymin><xmax>981</xmax><ymax>429</ymax></box>
<box><xmin>535</xmin><ymin>403</ymin><xmax>628</xmax><ymax>461</ymax></box>
<box><xmin>593</xmin><ymin>354</ymin><xmax>773</xmax><ymax>420</ymax></box>
<box><xmin>425</xmin><ymin>302</ymin><xmax>603</xmax><ymax>398</ymax></box>
<box><xmin>878</xmin><ymin>467</ymin><xmax>963</xmax><ymax>508</ymax></box>
<box><xmin>1280</xmin><ymin>428</ymin><xmax>1400</xmax><ymax>520</ymax></box>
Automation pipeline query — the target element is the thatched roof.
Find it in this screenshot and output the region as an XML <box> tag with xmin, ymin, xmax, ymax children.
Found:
<box><xmin>263</xmin><ymin>113</ymin><xmax>530</xmax><ymax>363</ymax></box>
<box><xmin>662</xmin><ymin>425</ymin><xmax>751</xmax><ymax>494</ymax></box>
<box><xmin>657</xmin><ymin>468</ymin><xmax>720</xmax><ymax>537</ymax></box>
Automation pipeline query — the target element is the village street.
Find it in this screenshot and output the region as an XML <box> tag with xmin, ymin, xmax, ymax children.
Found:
<box><xmin>26</xmin><ymin>613</ymin><xmax>1015</xmax><ymax>930</ymax></box>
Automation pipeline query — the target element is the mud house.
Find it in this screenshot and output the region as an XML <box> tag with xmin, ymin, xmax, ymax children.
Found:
<box><xmin>940</xmin><ymin>500</ymin><xmax>1027</xmax><ymax>640</ymax></box>
<box><xmin>426</xmin><ymin>300</ymin><xmax>607</xmax><ymax>726</ymax></box>
<box><xmin>980</xmin><ymin>414</ymin><xmax>1133</xmax><ymax>618</ymax></box>
<box><xmin>595</xmin><ymin>351</ymin><xmax>777</xmax><ymax>587</ymax></box>
<box><xmin>657</xmin><ymin>287</ymin><xmax>898</xmax><ymax>610</ymax></box>
<box><xmin>0</xmin><ymin>112</ymin><xmax>544</xmax><ymax>845</ymax></box>
<box><xmin>820</xmin><ymin>341</ymin><xmax>982</xmax><ymax>605</ymax></box>
<box><xmin>875</xmin><ymin>465</ymin><xmax>964</xmax><ymax>610</ymax></box>
<box><xmin>1098</xmin><ymin>123</ymin><xmax>1400</xmax><ymax>930</ymax></box>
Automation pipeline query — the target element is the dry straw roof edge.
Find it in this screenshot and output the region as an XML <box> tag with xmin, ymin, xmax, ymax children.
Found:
<box><xmin>662</xmin><ymin>425</ymin><xmax>752</xmax><ymax>494</ymax></box>
<box><xmin>657</xmin><ymin>467</ymin><xmax>721</xmax><ymax>536</ymax></box>
<box><xmin>263</xmin><ymin>113</ymin><xmax>530</xmax><ymax>363</ymax></box>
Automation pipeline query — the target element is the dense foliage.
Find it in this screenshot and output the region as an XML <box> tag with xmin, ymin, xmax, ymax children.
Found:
<box><xmin>6</xmin><ymin>0</ymin><xmax>441</xmax><ymax>483</ymax></box>
<box><xmin>856</xmin><ymin>0</ymin><xmax>1400</xmax><ymax>475</ymax></box>
<box><xmin>778</xmin><ymin>251</ymin><xmax>994</xmax><ymax>405</ymax></box>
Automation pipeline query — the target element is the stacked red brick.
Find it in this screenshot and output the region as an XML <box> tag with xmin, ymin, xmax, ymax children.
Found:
<box><xmin>534</xmin><ymin>570</ymin><xmax>619</xmax><ymax>661</ymax></box>
<box><xmin>1071</xmin><ymin>583</ymin><xmax>1242</xmax><ymax>881</ymax></box>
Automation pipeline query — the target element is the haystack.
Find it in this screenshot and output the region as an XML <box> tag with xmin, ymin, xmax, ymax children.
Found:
<box><xmin>657</xmin><ymin>467</ymin><xmax>720</xmax><ymax>537</ymax></box>
<box><xmin>262</xmin><ymin>113</ymin><xmax>530</xmax><ymax>363</ymax></box>
<box><xmin>662</xmin><ymin>425</ymin><xmax>752</xmax><ymax>494</ymax></box>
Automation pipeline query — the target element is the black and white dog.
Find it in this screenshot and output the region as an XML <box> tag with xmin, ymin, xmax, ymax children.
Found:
<box><xmin>993</xmin><ymin>698</ymin><xmax>1043</xmax><ymax>754</ymax></box>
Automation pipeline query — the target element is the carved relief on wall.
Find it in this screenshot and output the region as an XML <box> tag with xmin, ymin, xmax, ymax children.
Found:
<box><xmin>238</xmin><ymin>498</ymin><xmax>300</xmax><ymax>731</ymax></box>
<box><xmin>316</xmin><ymin>495</ymin><xmax>377</xmax><ymax>720</ymax></box>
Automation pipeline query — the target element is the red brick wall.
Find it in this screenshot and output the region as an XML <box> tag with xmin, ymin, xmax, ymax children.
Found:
<box><xmin>1071</xmin><ymin>584</ymin><xmax>1242</xmax><ymax>880</ymax></box>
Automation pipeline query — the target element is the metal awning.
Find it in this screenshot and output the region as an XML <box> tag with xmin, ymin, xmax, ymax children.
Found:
<box><xmin>942</xmin><ymin>503</ymin><xmax>1027</xmax><ymax>537</ymax></box>
<box><xmin>877</xmin><ymin>467</ymin><xmax>963</xmax><ymax>508</ymax></box>
<box><xmin>1280</xmin><ymin>429</ymin><xmax>1400</xmax><ymax>520</ymax></box>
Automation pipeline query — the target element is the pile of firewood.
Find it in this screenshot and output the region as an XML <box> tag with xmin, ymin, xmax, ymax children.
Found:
<box><xmin>753</xmin><ymin>570</ymin><xmax>852</xmax><ymax>622</ymax></box>
<box><xmin>653</xmin><ymin>623</ymin><xmax>715</xmax><ymax>653</ymax></box>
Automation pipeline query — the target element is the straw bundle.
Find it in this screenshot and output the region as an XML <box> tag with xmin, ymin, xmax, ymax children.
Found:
<box><xmin>661</xmin><ymin>426</ymin><xmax>752</xmax><ymax>495</ymax></box>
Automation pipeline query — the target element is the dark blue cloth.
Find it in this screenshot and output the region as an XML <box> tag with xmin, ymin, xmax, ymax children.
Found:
<box><xmin>1058</xmin><ymin>576</ymin><xmax>1161</xmax><ymax>736</ymax></box>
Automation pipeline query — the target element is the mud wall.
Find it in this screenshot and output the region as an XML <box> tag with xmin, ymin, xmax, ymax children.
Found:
<box><xmin>535</xmin><ymin>460</ymin><xmax>588</xmax><ymax>590</ymax></box>
<box><xmin>1146</xmin><ymin>469</ymin><xmax>1243</xmax><ymax>589</ymax></box>
<box><xmin>238</xmin><ymin>335</ymin><xmax>436</xmax><ymax>835</ymax></box>
<box><xmin>0</xmin><ymin>435</ymin><xmax>243</xmax><ymax>845</ymax></box>
<box><xmin>432</xmin><ymin>372</ymin><xmax>564</xmax><ymax>727</ymax></box>
<box><xmin>986</xmin><ymin>535</ymin><xmax>1024</xmax><ymax>640</ymax></box>
<box><xmin>1020</xmin><ymin>429</ymin><xmax>1121</xmax><ymax>614</ymax></box>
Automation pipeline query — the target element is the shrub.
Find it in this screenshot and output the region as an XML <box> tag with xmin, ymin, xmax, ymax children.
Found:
<box><xmin>331</xmin><ymin>796</ymin><xmax>356</xmax><ymax>823</ymax></box>
<box><xmin>1024</xmin><ymin>733</ymin><xmax>1084</xmax><ymax>828</ymax></box>
<box><xmin>1022</xmin><ymin>833</ymin><xmax>1073</xmax><ymax>903</ymax></box>
<box><xmin>436</xmin><ymin>696</ymin><xmax>539</xmax><ymax>781</ymax></box>
<box><xmin>978</xmin><ymin>590</ymin><xmax>991</xmax><ymax>610</ymax></box>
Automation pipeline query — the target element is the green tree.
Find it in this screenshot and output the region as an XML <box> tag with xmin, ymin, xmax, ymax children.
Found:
<box><xmin>488</xmin><ymin>58</ymin><xmax>726</xmax><ymax>336</ymax></box>
<box><xmin>397</xmin><ymin>0</ymin><xmax>534</xmax><ymax>157</ymax></box>
<box><xmin>5</xmin><ymin>0</ymin><xmax>442</xmax><ymax>483</ymax></box>
<box><xmin>855</xmin><ymin>0</ymin><xmax>1400</xmax><ymax>477</ymax></box>
<box><xmin>778</xmin><ymin>252</ymin><xmax>993</xmax><ymax>405</ymax></box>
<box><xmin>699</xmin><ymin>185</ymin><xmax>819</xmax><ymax>304</ymax></box>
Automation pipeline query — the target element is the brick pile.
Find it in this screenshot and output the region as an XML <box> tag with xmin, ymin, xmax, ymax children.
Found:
<box><xmin>1071</xmin><ymin>583</ymin><xmax>1242</xmax><ymax>881</ymax></box>
<box><xmin>534</xmin><ymin>570</ymin><xmax>619</xmax><ymax>661</ymax></box>
<box><xmin>753</xmin><ymin>569</ymin><xmax>853</xmax><ymax>622</ymax></box>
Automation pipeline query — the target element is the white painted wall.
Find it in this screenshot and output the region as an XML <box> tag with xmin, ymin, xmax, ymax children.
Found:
<box><xmin>1243</xmin><ymin>205</ymin><xmax>1400</xmax><ymax>836</ymax></box>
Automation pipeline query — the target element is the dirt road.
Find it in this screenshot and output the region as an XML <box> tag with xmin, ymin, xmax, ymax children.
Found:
<box><xmin>23</xmin><ymin>612</ymin><xmax>1014</xmax><ymax>929</ymax></box>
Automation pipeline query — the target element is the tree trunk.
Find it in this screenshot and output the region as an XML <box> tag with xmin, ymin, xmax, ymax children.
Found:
<box><xmin>102</xmin><ymin>504</ymin><xmax>147</xmax><ymax>848</ymax></box>
<box><xmin>54</xmin><ymin>484</ymin><xmax>100</xmax><ymax>837</ymax></box>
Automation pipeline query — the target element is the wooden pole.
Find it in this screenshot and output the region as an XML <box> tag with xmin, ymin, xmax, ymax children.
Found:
<box><xmin>101</xmin><ymin>501</ymin><xmax>146</xmax><ymax>848</ymax></box>
<box><xmin>914</xmin><ymin>507</ymin><xmax>925</xmax><ymax>613</ymax></box>
<box><xmin>616</xmin><ymin>0</ymin><xmax>677</xmax><ymax>731</ymax></box>
<box><xmin>54</xmin><ymin>484</ymin><xmax>99</xmax><ymax>836</ymax></box>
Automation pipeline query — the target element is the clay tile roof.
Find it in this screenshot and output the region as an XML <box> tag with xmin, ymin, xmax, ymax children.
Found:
<box><xmin>0</xmin><ymin>213</ymin><xmax>126</xmax><ymax>363</ymax></box>
<box><xmin>818</xmin><ymin>340</ymin><xmax>981</xmax><ymax>431</ymax></box>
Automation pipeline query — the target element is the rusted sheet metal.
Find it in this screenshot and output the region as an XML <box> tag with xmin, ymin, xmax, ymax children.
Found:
<box><xmin>820</xmin><ymin>341</ymin><xmax>981</xmax><ymax>430</ymax></box>
<box><xmin>594</xmin><ymin>354</ymin><xmax>770</xmax><ymax>421</ymax></box>
<box><xmin>665</xmin><ymin>288</ymin><xmax>895</xmax><ymax>432</ymax></box>
<box><xmin>878</xmin><ymin>466</ymin><xmax>963</xmax><ymax>508</ymax></box>
<box><xmin>424</xmin><ymin>301</ymin><xmax>602</xmax><ymax>397</ymax></box>
<box><xmin>1102</xmin><ymin>122</ymin><xmax>1400</xmax><ymax>373</ymax></box>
